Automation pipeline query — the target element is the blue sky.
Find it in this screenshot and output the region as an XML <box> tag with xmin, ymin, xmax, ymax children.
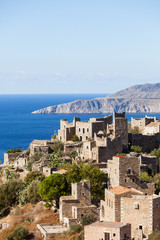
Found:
<box><xmin>0</xmin><ymin>0</ymin><xmax>160</xmax><ymax>94</ymax></box>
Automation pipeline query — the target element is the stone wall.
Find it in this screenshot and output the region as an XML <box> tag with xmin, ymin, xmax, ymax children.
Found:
<box><xmin>140</xmin><ymin>155</ymin><xmax>157</xmax><ymax>174</ymax></box>
<box><xmin>128</xmin><ymin>133</ymin><xmax>160</xmax><ymax>153</ymax></box>
<box><xmin>153</xmin><ymin>197</ymin><xmax>160</xmax><ymax>230</ymax></box>
<box><xmin>113</xmin><ymin>113</ymin><xmax>128</xmax><ymax>151</ymax></box>
<box><xmin>97</xmin><ymin>137</ymin><xmax>122</xmax><ymax>163</ymax></box>
<box><xmin>131</xmin><ymin>116</ymin><xmax>156</xmax><ymax>133</ymax></box>
<box><xmin>72</xmin><ymin>180</ymin><xmax>91</xmax><ymax>206</ymax></box>
<box><xmin>121</xmin><ymin>195</ymin><xmax>154</xmax><ymax>238</ymax></box>
<box><xmin>4</xmin><ymin>152</ymin><xmax>22</xmax><ymax>165</ymax></box>
<box><xmin>84</xmin><ymin>223</ymin><xmax>131</xmax><ymax>240</ymax></box>
<box><xmin>100</xmin><ymin>189</ymin><xmax>141</xmax><ymax>223</ymax></box>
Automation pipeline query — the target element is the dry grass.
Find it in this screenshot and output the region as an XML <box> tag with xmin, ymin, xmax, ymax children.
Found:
<box><xmin>0</xmin><ymin>202</ymin><xmax>59</xmax><ymax>240</ymax></box>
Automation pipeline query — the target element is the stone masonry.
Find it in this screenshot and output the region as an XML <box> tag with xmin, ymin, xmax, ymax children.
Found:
<box><xmin>59</xmin><ymin>180</ymin><xmax>98</xmax><ymax>227</ymax></box>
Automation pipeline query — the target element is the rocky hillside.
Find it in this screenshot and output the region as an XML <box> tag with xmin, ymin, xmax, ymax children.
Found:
<box><xmin>32</xmin><ymin>83</ymin><xmax>160</xmax><ymax>114</ymax></box>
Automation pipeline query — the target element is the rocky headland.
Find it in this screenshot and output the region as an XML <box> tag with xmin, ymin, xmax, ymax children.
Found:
<box><xmin>32</xmin><ymin>83</ymin><xmax>160</xmax><ymax>114</ymax></box>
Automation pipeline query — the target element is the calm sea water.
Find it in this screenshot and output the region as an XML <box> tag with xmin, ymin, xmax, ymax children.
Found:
<box><xmin>1</xmin><ymin>94</ymin><xmax>160</xmax><ymax>163</ymax></box>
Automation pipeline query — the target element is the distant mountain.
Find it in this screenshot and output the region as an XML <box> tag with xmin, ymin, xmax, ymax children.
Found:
<box><xmin>109</xmin><ymin>83</ymin><xmax>160</xmax><ymax>99</ymax></box>
<box><xmin>32</xmin><ymin>83</ymin><xmax>160</xmax><ymax>114</ymax></box>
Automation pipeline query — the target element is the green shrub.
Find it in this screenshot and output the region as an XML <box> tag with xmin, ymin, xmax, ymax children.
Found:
<box><xmin>7</xmin><ymin>148</ymin><xmax>22</xmax><ymax>153</ymax></box>
<box><xmin>0</xmin><ymin>207</ymin><xmax>10</xmax><ymax>218</ymax></box>
<box><xmin>140</xmin><ymin>172</ymin><xmax>152</xmax><ymax>182</ymax></box>
<box><xmin>50</xmin><ymin>141</ymin><xmax>64</xmax><ymax>153</ymax></box>
<box><xmin>151</xmin><ymin>146</ymin><xmax>160</xmax><ymax>165</ymax></box>
<box><xmin>44</xmin><ymin>201</ymin><xmax>53</xmax><ymax>209</ymax></box>
<box><xmin>0</xmin><ymin>180</ymin><xmax>24</xmax><ymax>218</ymax></box>
<box><xmin>7</xmin><ymin>225</ymin><xmax>29</xmax><ymax>240</ymax></box>
<box><xmin>80</xmin><ymin>214</ymin><xmax>97</xmax><ymax>227</ymax></box>
<box><xmin>70</xmin><ymin>224</ymin><xmax>82</xmax><ymax>234</ymax></box>
<box><xmin>130</xmin><ymin>145</ymin><xmax>142</xmax><ymax>153</ymax></box>
<box><xmin>19</xmin><ymin>188</ymin><xmax>28</xmax><ymax>206</ymax></box>
<box><xmin>25</xmin><ymin>170</ymin><xmax>45</xmax><ymax>184</ymax></box>
<box><xmin>76</xmin><ymin>231</ymin><xmax>84</xmax><ymax>240</ymax></box>
<box><xmin>27</xmin><ymin>180</ymin><xmax>41</xmax><ymax>204</ymax></box>
<box><xmin>25</xmin><ymin>217</ymin><xmax>34</xmax><ymax>223</ymax></box>
<box><xmin>131</xmin><ymin>126</ymin><xmax>140</xmax><ymax>134</ymax></box>
<box><xmin>71</xmin><ymin>135</ymin><xmax>80</xmax><ymax>142</ymax></box>
<box><xmin>149</xmin><ymin>230</ymin><xmax>160</xmax><ymax>240</ymax></box>
<box><xmin>70</xmin><ymin>150</ymin><xmax>78</xmax><ymax>160</ymax></box>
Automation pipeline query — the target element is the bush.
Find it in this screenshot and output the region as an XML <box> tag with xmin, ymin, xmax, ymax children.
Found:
<box><xmin>25</xmin><ymin>217</ymin><xmax>33</xmax><ymax>223</ymax></box>
<box><xmin>130</xmin><ymin>145</ymin><xmax>142</xmax><ymax>153</ymax></box>
<box><xmin>131</xmin><ymin>126</ymin><xmax>140</xmax><ymax>134</ymax></box>
<box><xmin>30</xmin><ymin>152</ymin><xmax>43</xmax><ymax>162</ymax></box>
<box><xmin>71</xmin><ymin>135</ymin><xmax>80</xmax><ymax>142</ymax></box>
<box><xmin>76</xmin><ymin>231</ymin><xmax>84</xmax><ymax>240</ymax></box>
<box><xmin>25</xmin><ymin>170</ymin><xmax>45</xmax><ymax>184</ymax></box>
<box><xmin>7</xmin><ymin>225</ymin><xmax>29</xmax><ymax>240</ymax></box>
<box><xmin>0</xmin><ymin>180</ymin><xmax>24</xmax><ymax>217</ymax></box>
<box><xmin>27</xmin><ymin>180</ymin><xmax>41</xmax><ymax>204</ymax></box>
<box><xmin>140</xmin><ymin>172</ymin><xmax>152</xmax><ymax>182</ymax></box>
<box><xmin>70</xmin><ymin>150</ymin><xmax>78</xmax><ymax>160</ymax></box>
<box><xmin>80</xmin><ymin>214</ymin><xmax>97</xmax><ymax>227</ymax></box>
<box><xmin>7</xmin><ymin>148</ymin><xmax>22</xmax><ymax>153</ymax></box>
<box><xmin>70</xmin><ymin>224</ymin><xmax>82</xmax><ymax>234</ymax></box>
<box><xmin>44</xmin><ymin>201</ymin><xmax>53</xmax><ymax>209</ymax></box>
<box><xmin>19</xmin><ymin>188</ymin><xmax>28</xmax><ymax>206</ymax></box>
<box><xmin>151</xmin><ymin>147</ymin><xmax>160</xmax><ymax>165</ymax></box>
<box><xmin>50</xmin><ymin>141</ymin><xmax>64</xmax><ymax>153</ymax></box>
<box><xmin>149</xmin><ymin>230</ymin><xmax>160</xmax><ymax>240</ymax></box>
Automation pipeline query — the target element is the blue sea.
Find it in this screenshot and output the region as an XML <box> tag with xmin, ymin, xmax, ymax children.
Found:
<box><xmin>1</xmin><ymin>94</ymin><xmax>160</xmax><ymax>164</ymax></box>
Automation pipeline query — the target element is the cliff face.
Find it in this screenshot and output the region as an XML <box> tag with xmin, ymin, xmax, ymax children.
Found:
<box><xmin>32</xmin><ymin>83</ymin><xmax>160</xmax><ymax>114</ymax></box>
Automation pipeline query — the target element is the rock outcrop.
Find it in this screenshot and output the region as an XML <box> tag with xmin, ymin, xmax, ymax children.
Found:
<box><xmin>32</xmin><ymin>83</ymin><xmax>160</xmax><ymax>114</ymax></box>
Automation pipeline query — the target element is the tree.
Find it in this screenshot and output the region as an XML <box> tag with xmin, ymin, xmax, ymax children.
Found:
<box><xmin>65</xmin><ymin>163</ymin><xmax>107</xmax><ymax>202</ymax></box>
<box><xmin>27</xmin><ymin>180</ymin><xmax>41</xmax><ymax>204</ymax></box>
<box><xmin>38</xmin><ymin>173</ymin><xmax>69</xmax><ymax>207</ymax></box>
<box><xmin>24</xmin><ymin>170</ymin><xmax>45</xmax><ymax>184</ymax></box>
<box><xmin>130</xmin><ymin>145</ymin><xmax>142</xmax><ymax>153</ymax></box>
<box><xmin>7</xmin><ymin>225</ymin><xmax>29</xmax><ymax>240</ymax></box>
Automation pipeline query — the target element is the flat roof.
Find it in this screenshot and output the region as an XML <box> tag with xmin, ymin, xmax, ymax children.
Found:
<box><xmin>87</xmin><ymin>221</ymin><xmax>128</xmax><ymax>228</ymax></box>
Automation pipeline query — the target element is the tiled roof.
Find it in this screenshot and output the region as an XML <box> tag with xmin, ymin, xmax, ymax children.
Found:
<box><xmin>109</xmin><ymin>186</ymin><xmax>139</xmax><ymax>195</ymax></box>
<box><xmin>56</xmin><ymin>169</ymin><xmax>67</xmax><ymax>174</ymax></box>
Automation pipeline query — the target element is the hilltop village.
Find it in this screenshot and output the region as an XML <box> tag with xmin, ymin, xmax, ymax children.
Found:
<box><xmin>1</xmin><ymin>112</ymin><xmax>160</xmax><ymax>239</ymax></box>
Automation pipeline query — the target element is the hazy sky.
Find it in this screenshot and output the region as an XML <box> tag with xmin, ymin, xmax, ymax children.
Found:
<box><xmin>0</xmin><ymin>0</ymin><xmax>160</xmax><ymax>94</ymax></box>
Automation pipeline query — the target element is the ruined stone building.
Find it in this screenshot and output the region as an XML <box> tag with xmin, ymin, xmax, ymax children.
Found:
<box><xmin>3</xmin><ymin>151</ymin><xmax>29</xmax><ymax>168</ymax></box>
<box><xmin>58</xmin><ymin>112</ymin><xmax>128</xmax><ymax>163</ymax></box>
<box><xmin>130</xmin><ymin>116</ymin><xmax>160</xmax><ymax>153</ymax></box>
<box><xmin>107</xmin><ymin>155</ymin><xmax>155</xmax><ymax>195</ymax></box>
<box><xmin>29</xmin><ymin>140</ymin><xmax>55</xmax><ymax>156</ymax></box>
<box><xmin>131</xmin><ymin>116</ymin><xmax>157</xmax><ymax>134</ymax></box>
<box><xmin>99</xmin><ymin>186</ymin><xmax>160</xmax><ymax>239</ymax></box>
<box><xmin>59</xmin><ymin>180</ymin><xmax>98</xmax><ymax>227</ymax></box>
